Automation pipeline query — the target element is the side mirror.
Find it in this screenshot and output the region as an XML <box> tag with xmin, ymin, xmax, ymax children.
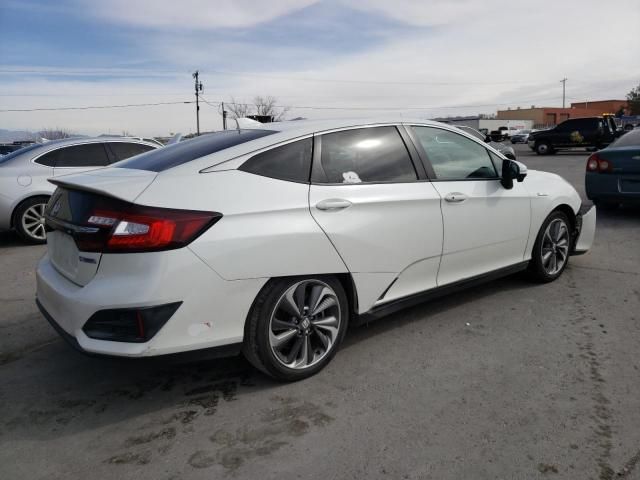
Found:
<box><xmin>501</xmin><ymin>159</ymin><xmax>527</xmax><ymax>189</ymax></box>
<box><xmin>485</xmin><ymin>135</ymin><xmax>492</xmax><ymax>143</ymax></box>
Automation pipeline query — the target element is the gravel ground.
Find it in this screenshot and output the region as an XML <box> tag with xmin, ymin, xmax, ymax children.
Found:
<box><xmin>1</xmin><ymin>144</ymin><xmax>639</xmax><ymax>480</ymax></box>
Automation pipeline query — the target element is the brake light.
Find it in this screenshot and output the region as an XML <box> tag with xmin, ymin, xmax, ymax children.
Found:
<box><xmin>586</xmin><ymin>153</ymin><xmax>612</xmax><ymax>173</ymax></box>
<box><xmin>75</xmin><ymin>201</ymin><xmax>221</xmax><ymax>253</ymax></box>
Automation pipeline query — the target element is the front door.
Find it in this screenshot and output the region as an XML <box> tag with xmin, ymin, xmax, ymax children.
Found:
<box><xmin>408</xmin><ymin>125</ymin><xmax>531</xmax><ymax>286</ymax></box>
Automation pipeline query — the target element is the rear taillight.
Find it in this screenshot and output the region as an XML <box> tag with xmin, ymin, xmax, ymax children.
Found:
<box><xmin>45</xmin><ymin>188</ymin><xmax>222</xmax><ymax>253</ymax></box>
<box><xmin>82</xmin><ymin>207</ymin><xmax>219</xmax><ymax>253</ymax></box>
<box><xmin>586</xmin><ymin>153</ymin><xmax>612</xmax><ymax>173</ymax></box>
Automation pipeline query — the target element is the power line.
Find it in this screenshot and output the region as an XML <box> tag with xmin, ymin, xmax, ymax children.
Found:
<box><xmin>198</xmin><ymin>95</ymin><xmax>569</xmax><ymax>112</ymax></box>
<box><xmin>0</xmin><ymin>93</ymin><xmax>595</xmax><ymax>115</ymax></box>
<box><xmin>0</xmin><ymin>100</ymin><xmax>194</xmax><ymax>113</ymax></box>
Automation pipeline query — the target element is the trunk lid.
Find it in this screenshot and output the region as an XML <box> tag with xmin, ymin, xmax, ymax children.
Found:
<box><xmin>49</xmin><ymin>167</ymin><xmax>158</xmax><ymax>203</ymax></box>
<box><xmin>45</xmin><ymin>168</ymin><xmax>157</xmax><ymax>286</ymax></box>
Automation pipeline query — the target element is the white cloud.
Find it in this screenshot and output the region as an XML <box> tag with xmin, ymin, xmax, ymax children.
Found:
<box><xmin>1</xmin><ymin>0</ymin><xmax>638</xmax><ymax>135</ymax></box>
<box><xmin>78</xmin><ymin>0</ymin><xmax>319</xmax><ymax>29</ymax></box>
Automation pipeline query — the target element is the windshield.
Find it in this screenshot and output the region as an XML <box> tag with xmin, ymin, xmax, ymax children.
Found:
<box><xmin>611</xmin><ymin>129</ymin><xmax>640</xmax><ymax>148</ymax></box>
<box><xmin>0</xmin><ymin>143</ymin><xmax>41</xmax><ymax>165</ymax></box>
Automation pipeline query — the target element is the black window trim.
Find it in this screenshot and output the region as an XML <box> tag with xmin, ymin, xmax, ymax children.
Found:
<box><xmin>404</xmin><ymin>124</ymin><xmax>503</xmax><ymax>182</ymax></box>
<box><xmin>32</xmin><ymin>140</ymin><xmax>157</xmax><ymax>168</ymax></box>
<box><xmin>310</xmin><ymin>124</ymin><xmax>425</xmax><ymax>186</ymax></box>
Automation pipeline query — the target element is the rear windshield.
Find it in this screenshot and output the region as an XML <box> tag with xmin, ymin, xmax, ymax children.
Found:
<box><xmin>0</xmin><ymin>143</ymin><xmax>42</xmax><ymax>165</ymax></box>
<box><xmin>611</xmin><ymin>129</ymin><xmax>640</xmax><ymax>148</ymax></box>
<box><xmin>114</xmin><ymin>129</ymin><xmax>277</xmax><ymax>172</ymax></box>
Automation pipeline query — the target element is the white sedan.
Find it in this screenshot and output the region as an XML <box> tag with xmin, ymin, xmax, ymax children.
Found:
<box><xmin>36</xmin><ymin>119</ymin><xmax>596</xmax><ymax>381</ymax></box>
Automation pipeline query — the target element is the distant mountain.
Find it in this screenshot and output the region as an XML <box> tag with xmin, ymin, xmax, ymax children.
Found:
<box><xmin>0</xmin><ymin>129</ymin><xmax>38</xmax><ymax>143</ymax></box>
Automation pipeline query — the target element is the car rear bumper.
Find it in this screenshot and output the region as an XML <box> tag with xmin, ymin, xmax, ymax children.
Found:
<box><xmin>586</xmin><ymin>172</ymin><xmax>640</xmax><ymax>202</ymax></box>
<box><xmin>572</xmin><ymin>204</ymin><xmax>596</xmax><ymax>255</ymax></box>
<box><xmin>36</xmin><ymin>247</ymin><xmax>267</xmax><ymax>357</ymax></box>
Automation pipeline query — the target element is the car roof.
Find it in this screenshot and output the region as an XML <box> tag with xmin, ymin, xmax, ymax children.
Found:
<box><xmin>0</xmin><ymin>136</ymin><xmax>160</xmax><ymax>167</ymax></box>
<box><xmin>8</xmin><ymin>136</ymin><xmax>158</xmax><ymax>157</ymax></box>
<box><xmin>156</xmin><ymin>118</ymin><xmax>504</xmax><ymax>174</ymax></box>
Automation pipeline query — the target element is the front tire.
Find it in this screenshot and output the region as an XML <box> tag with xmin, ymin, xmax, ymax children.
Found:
<box><xmin>14</xmin><ymin>196</ymin><xmax>49</xmax><ymax>244</ymax></box>
<box><xmin>528</xmin><ymin>211</ymin><xmax>571</xmax><ymax>283</ymax></box>
<box><xmin>243</xmin><ymin>276</ymin><xmax>348</xmax><ymax>381</ymax></box>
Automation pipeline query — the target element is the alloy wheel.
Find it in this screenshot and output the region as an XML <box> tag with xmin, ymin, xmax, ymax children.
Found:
<box><xmin>268</xmin><ymin>280</ymin><xmax>341</xmax><ymax>369</ymax></box>
<box><xmin>541</xmin><ymin>218</ymin><xmax>569</xmax><ymax>275</ymax></box>
<box><xmin>21</xmin><ymin>203</ymin><xmax>47</xmax><ymax>241</ymax></box>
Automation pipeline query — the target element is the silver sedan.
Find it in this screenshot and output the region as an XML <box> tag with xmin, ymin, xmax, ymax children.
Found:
<box><xmin>0</xmin><ymin>137</ymin><xmax>159</xmax><ymax>243</ymax></box>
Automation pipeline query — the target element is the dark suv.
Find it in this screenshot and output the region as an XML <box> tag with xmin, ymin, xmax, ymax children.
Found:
<box><xmin>528</xmin><ymin>116</ymin><xmax>619</xmax><ymax>155</ymax></box>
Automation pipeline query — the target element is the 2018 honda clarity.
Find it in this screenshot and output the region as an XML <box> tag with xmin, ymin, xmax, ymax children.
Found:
<box><xmin>36</xmin><ymin>119</ymin><xmax>596</xmax><ymax>381</ymax></box>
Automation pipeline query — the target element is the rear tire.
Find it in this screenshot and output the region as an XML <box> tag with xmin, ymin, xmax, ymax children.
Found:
<box><xmin>528</xmin><ymin>211</ymin><xmax>571</xmax><ymax>283</ymax></box>
<box><xmin>243</xmin><ymin>275</ymin><xmax>348</xmax><ymax>381</ymax></box>
<box><xmin>14</xmin><ymin>196</ymin><xmax>49</xmax><ymax>244</ymax></box>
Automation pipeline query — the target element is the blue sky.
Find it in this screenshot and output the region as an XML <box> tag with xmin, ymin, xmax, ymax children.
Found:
<box><xmin>1</xmin><ymin>0</ymin><xmax>639</xmax><ymax>136</ymax></box>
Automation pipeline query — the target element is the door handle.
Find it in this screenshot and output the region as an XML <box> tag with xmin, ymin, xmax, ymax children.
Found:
<box><xmin>316</xmin><ymin>199</ymin><xmax>352</xmax><ymax>211</ymax></box>
<box><xmin>444</xmin><ymin>192</ymin><xmax>467</xmax><ymax>203</ymax></box>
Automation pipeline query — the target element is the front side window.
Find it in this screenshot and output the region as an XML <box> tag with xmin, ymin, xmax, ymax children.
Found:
<box><xmin>312</xmin><ymin>126</ymin><xmax>417</xmax><ymax>184</ymax></box>
<box><xmin>46</xmin><ymin>143</ymin><xmax>110</xmax><ymax>168</ymax></box>
<box><xmin>411</xmin><ymin>127</ymin><xmax>498</xmax><ymax>180</ymax></box>
<box><xmin>239</xmin><ymin>138</ymin><xmax>312</xmax><ymax>183</ymax></box>
<box><xmin>107</xmin><ymin>142</ymin><xmax>156</xmax><ymax>162</ymax></box>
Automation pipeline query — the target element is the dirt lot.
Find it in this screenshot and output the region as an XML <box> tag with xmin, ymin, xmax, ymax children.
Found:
<box><xmin>1</xmin><ymin>145</ymin><xmax>639</xmax><ymax>480</ymax></box>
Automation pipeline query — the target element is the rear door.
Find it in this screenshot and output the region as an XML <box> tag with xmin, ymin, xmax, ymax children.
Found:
<box><xmin>51</xmin><ymin>142</ymin><xmax>111</xmax><ymax>177</ymax></box>
<box><xmin>408</xmin><ymin>125</ymin><xmax>531</xmax><ymax>286</ymax></box>
<box><xmin>309</xmin><ymin>125</ymin><xmax>443</xmax><ymax>310</ymax></box>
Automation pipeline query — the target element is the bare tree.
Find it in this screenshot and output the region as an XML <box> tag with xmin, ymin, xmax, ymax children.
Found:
<box><xmin>224</xmin><ymin>97</ymin><xmax>251</xmax><ymax>119</ymax></box>
<box><xmin>223</xmin><ymin>96</ymin><xmax>290</xmax><ymax>121</ymax></box>
<box><xmin>38</xmin><ymin>128</ymin><xmax>74</xmax><ymax>140</ymax></box>
<box><xmin>253</xmin><ymin>96</ymin><xmax>290</xmax><ymax>121</ymax></box>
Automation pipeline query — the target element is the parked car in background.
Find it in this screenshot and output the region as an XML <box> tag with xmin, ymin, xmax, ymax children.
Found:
<box><xmin>456</xmin><ymin>125</ymin><xmax>517</xmax><ymax>159</ymax></box>
<box><xmin>36</xmin><ymin>118</ymin><xmax>595</xmax><ymax>381</ymax></box>
<box><xmin>0</xmin><ymin>137</ymin><xmax>160</xmax><ymax>243</ymax></box>
<box><xmin>585</xmin><ymin>128</ymin><xmax>640</xmax><ymax>208</ymax></box>
<box><xmin>510</xmin><ymin>129</ymin><xmax>532</xmax><ymax>144</ymax></box>
<box><xmin>528</xmin><ymin>116</ymin><xmax>619</xmax><ymax>155</ymax></box>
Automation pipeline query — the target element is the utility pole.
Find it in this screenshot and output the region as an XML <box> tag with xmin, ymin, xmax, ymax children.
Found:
<box><xmin>192</xmin><ymin>70</ymin><xmax>203</xmax><ymax>135</ymax></box>
<box><xmin>560</xmin><ymin>78</ymin><xmax>567</xmax><ymax>108</ymax></box>
<box><xmin>221</xmin><ymin>101</ymin><xmax>227</xmax><ymax>130</ymax></box>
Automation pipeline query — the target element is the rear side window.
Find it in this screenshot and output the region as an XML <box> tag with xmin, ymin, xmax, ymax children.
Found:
<box><xmin>39</xmin><ymin>143</ymin><xmax>110</xmax><ymax>168</ymax></box>
<box><xmin>239</xmin><ymin>138</ymin><xmax>312</xmax><ymax>183</ymax></box>
<box><xmin>412</xmin><ymin>127</ymin><xmax>497</xmax><ymax>180</ymax></box>
<box><xmin>107</xmin><ymin>142</ymin><xmax>156</xmax><ymax>162</ymax></box>
<box><xmin>312</xmin><ymin>126</ymin><xmax>417</xmax><ymax>184</ymax></box>
<box><xmin>115</xmin><ymin>129</ymin><xmax>276</xmax><ymax>172</ymax></box>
